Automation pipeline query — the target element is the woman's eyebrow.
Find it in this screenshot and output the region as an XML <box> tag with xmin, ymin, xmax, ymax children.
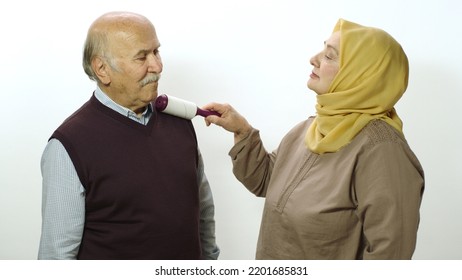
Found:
<box><xmin>324</xmin><ymin>41</ymin><xmax>339</xmax><ymax>55</ymax></box>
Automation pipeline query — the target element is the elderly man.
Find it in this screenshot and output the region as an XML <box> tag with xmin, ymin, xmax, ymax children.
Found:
<box><xmin>38</xmin><ymin>11</ymin><xmax>219</xmax><ymax>260</ymax></box>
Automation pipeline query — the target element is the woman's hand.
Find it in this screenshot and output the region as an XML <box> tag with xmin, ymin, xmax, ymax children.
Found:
<box><xmin>202</xmin><ymin>102</ymin><xmax>253</xmax><ymax>144</ymax></box>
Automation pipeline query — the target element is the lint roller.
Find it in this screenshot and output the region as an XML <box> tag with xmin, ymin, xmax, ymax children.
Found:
<box><xmin>155</xmin><ymin>94</ymin><xmax>221</xmax><ymax>119</ymax></box>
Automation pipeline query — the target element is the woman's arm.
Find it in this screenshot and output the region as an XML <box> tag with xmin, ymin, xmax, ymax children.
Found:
<box><xmin>355</xmin><ymin>141</ymin><xmax>424</xmax><ymax>259</ymax></box>
<box><xmin>204</xmin><ymin>103</ymin><xmax>275</xmax><ymax>197</ymax></box>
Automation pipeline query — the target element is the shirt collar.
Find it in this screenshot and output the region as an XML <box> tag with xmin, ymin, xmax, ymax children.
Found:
<box><xmin>94</xmin><ymin>86</ymin><xmax>153</xmax><ymax>125</ymax></box>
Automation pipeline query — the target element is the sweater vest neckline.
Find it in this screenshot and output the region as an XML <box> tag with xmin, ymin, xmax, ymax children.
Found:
<box><xmin>90</xmin><ymin>94</ymin><xmax>157</xmax><ymax>134</ymax></box>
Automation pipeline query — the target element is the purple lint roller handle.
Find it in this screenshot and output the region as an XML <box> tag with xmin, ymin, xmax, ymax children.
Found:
<box><xmin>196</xmin><ymin>108</ymin><xmax>221</xmax><ymax>117</ymax></box>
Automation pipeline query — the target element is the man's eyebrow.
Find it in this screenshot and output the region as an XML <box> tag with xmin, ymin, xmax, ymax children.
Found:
<box><xmin>134</xmin><ymin>50</ymin><xmax>149</xmax><ymax>57</ymax></box>
<box><xmin>134</xmin><ymin>44</ymin><xmax>161</xmax><ymax>57</ymax></box>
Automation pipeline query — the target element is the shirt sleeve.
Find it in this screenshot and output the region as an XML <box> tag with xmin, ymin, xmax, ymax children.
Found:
<box><xmin>228</xmin><ymin>128</ymin><xmax>276</xmax><ymax>197</ymax></box>
<box><xmin>197</xmin><ymin>150</ymin><xmax>220</xmax><ymax>260</ymax></box>
<box><xmin>38</xmin><ymin>138</ymin><xmax>85</xmax><ymax>260</ymax></box>
<box><xmin>354</xmin><ymin>141</ymin><xmax>424</xmax><ymax>259</ymax></box>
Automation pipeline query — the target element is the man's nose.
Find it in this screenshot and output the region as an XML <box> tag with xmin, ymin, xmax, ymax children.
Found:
<box><xmin>148</xmin><ymin>53</ymin><xmax>163</xmax><ymax>73</ymax></box>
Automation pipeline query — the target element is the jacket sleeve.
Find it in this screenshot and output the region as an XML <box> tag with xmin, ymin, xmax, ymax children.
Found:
<box><xmin>197</xmin><ymin>150</ymin><xmax>220</xmax><ymax>260</ymax></box>
<box><xmin>354</xmin><ymin>141</ymin><xmax>424</xmax><ymax>259</ymax></box>
<box><xmin>228</xmin><ymin>128</ymin><xmax>276</xmax><ymax>197</ymax></box>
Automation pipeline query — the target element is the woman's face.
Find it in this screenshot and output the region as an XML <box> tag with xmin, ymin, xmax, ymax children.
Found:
<box><xmin>307</xmin><ymin>31</ymin><xmax>341</xmax><ymax>95</ymax></box>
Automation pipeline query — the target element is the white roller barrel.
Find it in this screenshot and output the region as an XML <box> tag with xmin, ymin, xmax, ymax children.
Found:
<box><xmin>161</xmin><ymin>95</ymin><xmax>197</xmax><ymax>119</ymax></box>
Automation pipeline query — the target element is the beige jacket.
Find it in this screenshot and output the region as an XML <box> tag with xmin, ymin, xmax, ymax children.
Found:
<box><xmin>229</xmin><ymin>117</ymin><xmax>424</xmax><ymax>259</ymax></box>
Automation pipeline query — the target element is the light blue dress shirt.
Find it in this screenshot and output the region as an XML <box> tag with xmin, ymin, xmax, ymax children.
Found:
<box><xmin>38</xmin><ymin>87</ymin><xmax>219</xmax><ymax>259</ymax></box>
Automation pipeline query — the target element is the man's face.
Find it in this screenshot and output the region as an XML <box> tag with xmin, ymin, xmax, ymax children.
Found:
<box><xmin>105</xmin><ymin>22</ymin><xmax>163</xmax><ymax>114</ymax></box>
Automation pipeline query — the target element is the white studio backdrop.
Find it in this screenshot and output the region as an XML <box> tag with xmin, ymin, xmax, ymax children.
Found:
<box><xmin>1</xmin><ymin>0</ymin><xmax>461</xmax><ymax>259</ymax></box>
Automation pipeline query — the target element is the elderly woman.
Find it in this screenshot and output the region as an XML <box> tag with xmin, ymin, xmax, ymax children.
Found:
<box><xmin>204</xmin><ymin>19</ymin><xmax>424</xmax><ymax>259</ymax></box>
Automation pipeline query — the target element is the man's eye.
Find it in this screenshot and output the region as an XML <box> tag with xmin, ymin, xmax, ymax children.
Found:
<box><xmin>137</xmin><ymin>56</ymin><xmax>147</xmax><ymax>61</ymax></box>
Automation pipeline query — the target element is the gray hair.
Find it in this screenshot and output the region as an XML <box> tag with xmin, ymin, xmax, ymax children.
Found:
<box><xmin>82</xmin><ymin>31</ymin><xmax>119</xmax><ymax>82</ymax></box>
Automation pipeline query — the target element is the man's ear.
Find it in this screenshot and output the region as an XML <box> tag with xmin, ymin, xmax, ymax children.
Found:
<box><xmin>92</xmin><ymin>56</ymin><xmax>111</xmax><ymax>85</ymax></box>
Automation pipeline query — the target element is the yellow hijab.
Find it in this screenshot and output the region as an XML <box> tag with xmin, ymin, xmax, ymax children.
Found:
<box><xmin>305</xmin><ymin>19</ymin><xmax>409</xmax><ymax>154</ymax></box>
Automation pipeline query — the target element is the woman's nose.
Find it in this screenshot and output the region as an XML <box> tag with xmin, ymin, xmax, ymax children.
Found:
<box><xmin>310</xmin><ymin>53</ymin><xmax>320</xmax><ymax>67</ymax></box>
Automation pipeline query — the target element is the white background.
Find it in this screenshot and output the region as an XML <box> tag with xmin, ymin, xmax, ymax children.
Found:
<box><xmin>1</xmin><ymin>0</ymin><xmax>461</xmax><ymax>260</ymax></box>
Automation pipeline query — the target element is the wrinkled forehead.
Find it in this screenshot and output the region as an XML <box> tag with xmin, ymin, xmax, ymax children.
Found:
<box><xmin>92</xmin><ymin>13</ymin><xmax>159</xmax><ymax>55</ymax></box>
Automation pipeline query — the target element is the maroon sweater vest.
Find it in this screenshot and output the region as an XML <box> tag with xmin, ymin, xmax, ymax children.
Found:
<box><xmin>51</xmin><ymin>95</ymin><xmax>201</xmax><ymax>259</ymax></box>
